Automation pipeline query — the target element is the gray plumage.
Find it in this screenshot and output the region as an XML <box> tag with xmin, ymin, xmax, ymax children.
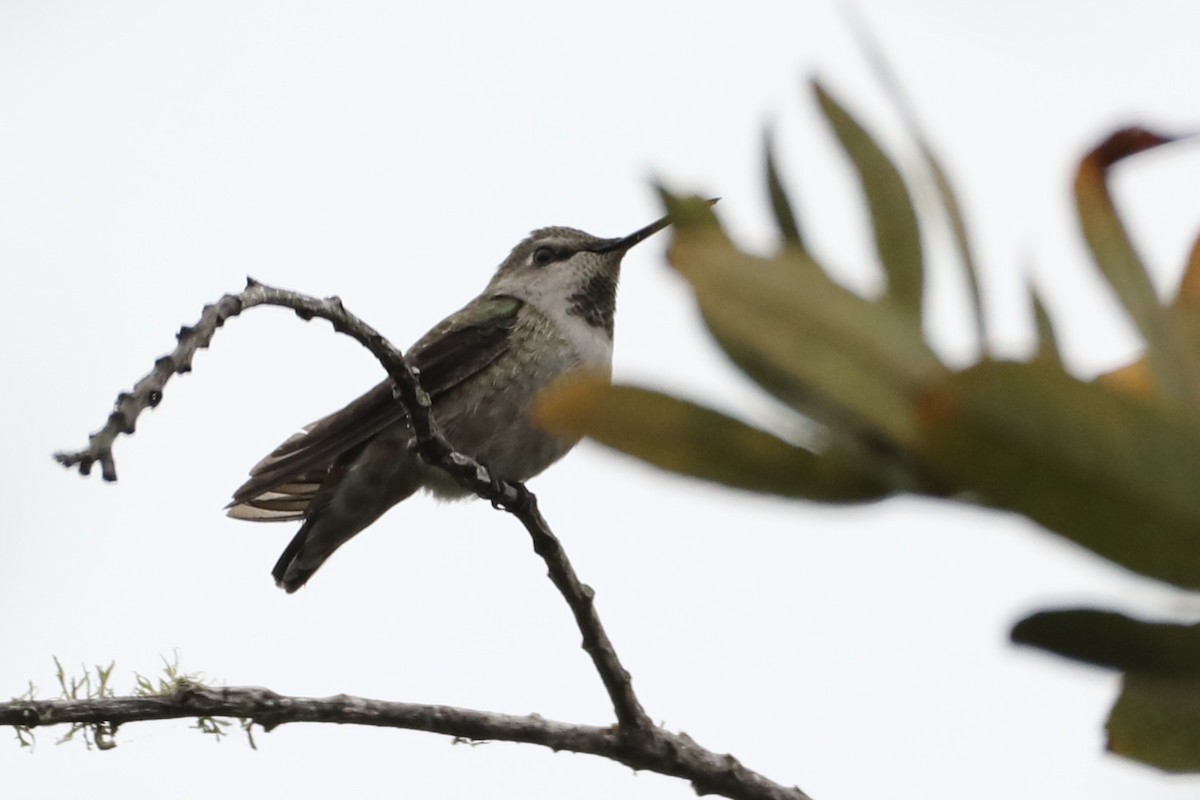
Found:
<box><xmin>228</xmin><ymin>215</ymin><xmax>670</xmax><ymax>591</ymax></box>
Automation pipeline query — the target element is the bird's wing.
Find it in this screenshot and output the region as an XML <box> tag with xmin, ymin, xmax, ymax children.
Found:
<box><xmin>227</xmin><ymin>295</ymin><xmax>525</xmax><ymax>519</ymax></box>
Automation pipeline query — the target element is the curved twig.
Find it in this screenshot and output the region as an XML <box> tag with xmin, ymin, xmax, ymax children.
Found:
<box><xmin>45</xmin><ymin>279</ymin><xmax>813</xmax><ymax>800</ymax></box>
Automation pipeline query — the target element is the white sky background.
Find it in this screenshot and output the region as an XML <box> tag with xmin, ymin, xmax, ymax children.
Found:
<box><xmin>3</xmin><ymin>1</ymin><xmax>1200</xmax><ymax>798</ymax></box>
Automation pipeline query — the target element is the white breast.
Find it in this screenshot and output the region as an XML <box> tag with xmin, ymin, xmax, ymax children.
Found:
<box><xmin>546</xmin><ymin>300</ymin><xmax>614</xmax><ymax>372</ymax></box>
<box><xmin>510</xmin><ymin>266</ymin><xmax>615</xmax><ymax>374</ymax></box>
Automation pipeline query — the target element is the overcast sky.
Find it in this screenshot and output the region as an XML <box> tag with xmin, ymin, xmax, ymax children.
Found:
<box><xmin>3</xmin><ymin>2</ymin><xmax>1200</xmax><ymax>798</ymax></box>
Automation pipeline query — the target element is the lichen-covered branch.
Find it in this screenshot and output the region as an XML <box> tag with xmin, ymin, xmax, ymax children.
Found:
<box><xmin>1</xmin><ymin>683</ymin><xmax>809</xmax><ymax>800</ymax></box>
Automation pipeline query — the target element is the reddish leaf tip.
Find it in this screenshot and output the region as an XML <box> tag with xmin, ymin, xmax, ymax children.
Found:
<box><xmin>1088</xmin><ymin>126</ymin><xmax>1178</xmax><ymax>169</ymax></box>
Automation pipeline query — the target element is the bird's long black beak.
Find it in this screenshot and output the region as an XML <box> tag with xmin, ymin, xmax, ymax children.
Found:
<box><xmin>588</xmin><ymin>215</ymin><xmax>671</xmax><ymax>254</ymax></box>
<box><xmin>589</xmin><ymin>198</ymin><xmax>720</xmax><ymax>254</ymax></box>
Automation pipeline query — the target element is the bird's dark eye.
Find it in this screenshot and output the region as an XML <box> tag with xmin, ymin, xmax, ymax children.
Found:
<box><xmin>532</xmin><ymin>245</ymin><xmax>559</xmax><ymax>267</ymax></box>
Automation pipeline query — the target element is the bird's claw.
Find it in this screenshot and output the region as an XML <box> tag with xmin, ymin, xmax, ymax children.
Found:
<box><xmin>485</xmin><ymin>475</ymin><xmax>534</xmax><ymax>514</ymax></box>
<box><xmin>488</xmin><ymin>472</ymin><xmax>507</xmax><ymax>509</ymax></box>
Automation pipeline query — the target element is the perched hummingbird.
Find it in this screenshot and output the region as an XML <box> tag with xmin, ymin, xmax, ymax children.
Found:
<box><xmin>227</xmin><ymin>212</ymin><xmax>672</xmax><ymax>592</ymax></box>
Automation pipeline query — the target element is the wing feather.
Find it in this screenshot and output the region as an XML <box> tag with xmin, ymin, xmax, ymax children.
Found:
<box><xmin>227</xmin><ymin>295</ymin><xmax>523</xmax><ymax>519</ymax></box>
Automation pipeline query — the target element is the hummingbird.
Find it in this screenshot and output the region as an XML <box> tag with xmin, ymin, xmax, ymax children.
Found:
<box><xmin>227</xmin><ymin>212</ymin><xmax>673</xmax><ymax>592</ymax></box>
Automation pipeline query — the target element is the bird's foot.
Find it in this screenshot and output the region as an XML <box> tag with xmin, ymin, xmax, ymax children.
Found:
<box><xmin>486</xmin><ymin>475</ymin><xmax>535</xmax><ymax>515</ymax></box>
<box><xmin>487</xmin><ymin>471</ymin><xmax>508</xmax><ymax>509</ymax></box>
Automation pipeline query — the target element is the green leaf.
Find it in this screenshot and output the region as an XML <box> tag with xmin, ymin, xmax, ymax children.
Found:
<box><xmin>925</xmin><ymin>145</ymin><xmax>988</xmax><ymax>354</ymax></box>
<box><xmin>917</xmin><ymin>360</ymin><xmax>1200</xmax><ymax>588</ymax></box>
<box><xmin>763</xmin><ymin>127</ymin><xmax>807</xmax><ymax>251</ymax></box>
<box><xmin>1173</xmin><ymin>230</ymin><xmax>1200</xmax><ymax>308</ymax></box>
<box><xmin>663</xmin><ymin>210</ymin><xmax>944</xmax><ymax>450</ymax></box>
<box><xmin>1012</xmin><ymin>608</ymin><xmax>1200</xmax><ymax>675</ymax></box>
<box><xmin>658</xmin><ymin>190</ymin><xmax>722</xmax><ymax>232</ymax></box>
<box><xmin>1075</xmin><ymin>128</ymin><xmax>1200</xmax><ymax>408</ymax></box>
<box><xmin>1029</xmin><ymin>282</ymin><xmax>1064</xmax><ymax>371</ymax></box>
<box><xmin>1108</xmin><ymin>674</ymin><xmax>1200</xmax><ymax>772</ymax></box>
<box><xmin>844</xmin><ymin>10</ymin><xmax>989</xmax><ymax>355</ymax></box>
<box><xmin>535</xmin><ymin>374</ymin><xmax>892</xmax><ymax>503</ymax></box>
<box><xmin>812</xmin><ymin>79</ymin><xmax>923</xmax><ymax>328</ymax></box>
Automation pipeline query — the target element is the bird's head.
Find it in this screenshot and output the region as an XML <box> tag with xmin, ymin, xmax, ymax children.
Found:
<box><xmin>485</xmin><ymin>214</ymin><xmax>671</xmax><ymax>337</ymax></box>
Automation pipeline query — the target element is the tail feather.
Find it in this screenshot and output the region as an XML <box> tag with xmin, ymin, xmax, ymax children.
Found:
<box><xmin>231</xmin><ymin>394</ymin><xmax>424</xmax><ymax>592</ymax></box>
<box><xmin>227</xmin><ymin>379</ymin><xmax>406</xmax><ymax>519</ymax></box>
<box><xmin>272</xmin><ymin>522</ymin><xmax>325</xmax><ymax>593</ymax></box>
<box><xmin>268</xmin><ymin>453</ymin><xmax>426</xmax><ymax>592</ymax></box>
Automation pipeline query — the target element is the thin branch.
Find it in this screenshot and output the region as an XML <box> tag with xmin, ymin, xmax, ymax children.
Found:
<box><xmin>55</xmin><ymin>278</ymin><xmax>650</xmax><ymax>734</ymax></box>
<box><xmin>1</xmin><ymin>684</ymin><xmax>810</xmax><ymax>800</ymax></box>
<box><xmin>44</xmin><ymin>280</ymin><xmax>818</xmax><ymax>799</ymax></box>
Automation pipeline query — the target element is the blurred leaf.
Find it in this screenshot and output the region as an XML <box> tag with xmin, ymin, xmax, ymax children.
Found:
<box><xmin>1075</xmin><ymin>127</ymin><xmax>1200</xmax><ymax>408</ymax></box>
<box><xmin>1012</xmin><ymin>608</ymin><xmax>1200</xmax><ymax>675</ymax></box>
<box><xmin>763</xmin><ymin>127</ymin><xmax>808</xmax><ymax>253</ymax></box>
<box><xmin>813</xmin><ymin>79</ymin><xmax>923</xmax><ymax>329</ymax></box>
<box><xmin>535</xmin><ymin>374</ymin><xmax>892</xmax><ymax>502</ymax></box>
<box><xmin>1095</xmin><ymin>358</ymin><xmax>1155</xmax><ymax>398</ymax></box>
<box><xmin>1176</xmin><ymin>232</ymin><xmax>1200</xmax><ymax>307</ymax></box>
<box><xmin>1029</xmin><ymin>283</ymin><xmax>1064</xmax><ymax>371</ymax></box>
<box><xmin>844</xmin><ymin>6</ymin><xmax>989</xmax><ymax>354</ymax></box>
<box><xmin>1108</xmin><ymin>674</ymin><xmax>1200</xmax><ymax>772</ymax></box>
<box><xmin>662</xmin><ymin>195</ymin><xmax>944</xmax><ymax>449</ymax></box>
<box><xmin>659</xmin><ymin>191</ymin><xmax>723</xmax><ymax>231</ymax></box>
<box><xmin>925</xmin><ymin>147</ymin><xmax>988</xmax><ymax>353</ymax></box>
<box><xmin>1096</xmin><ymin>233</ymin><xmax>1200</xmax><ymax>395</ymax></box>
<box><xmin>917</xmin><ymin>360</ymin><xmax>1200</xmax><ymax>588</ymax></box>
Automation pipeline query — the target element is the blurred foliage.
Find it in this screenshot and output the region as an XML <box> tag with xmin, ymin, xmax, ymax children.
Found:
<box><xmin>535</xmin><ymin>76</ymin><xmax>1200</xmax><ymax>771</ymax></box>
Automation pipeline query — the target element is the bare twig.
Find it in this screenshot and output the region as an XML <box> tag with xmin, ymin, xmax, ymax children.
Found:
<box><xmin>46</xmin><ymin>279</ymin><xmax>811</xmax><ymax>799</ymax></box>
<box><xmin>55</xmin><ymin>278</ymin><xmax>648</xmax><ymax>734</ymax></box>
<box><xmin>1</xmin><ymin>684</ymin><xmax>809</xmax><ymax>800</ymax></box>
